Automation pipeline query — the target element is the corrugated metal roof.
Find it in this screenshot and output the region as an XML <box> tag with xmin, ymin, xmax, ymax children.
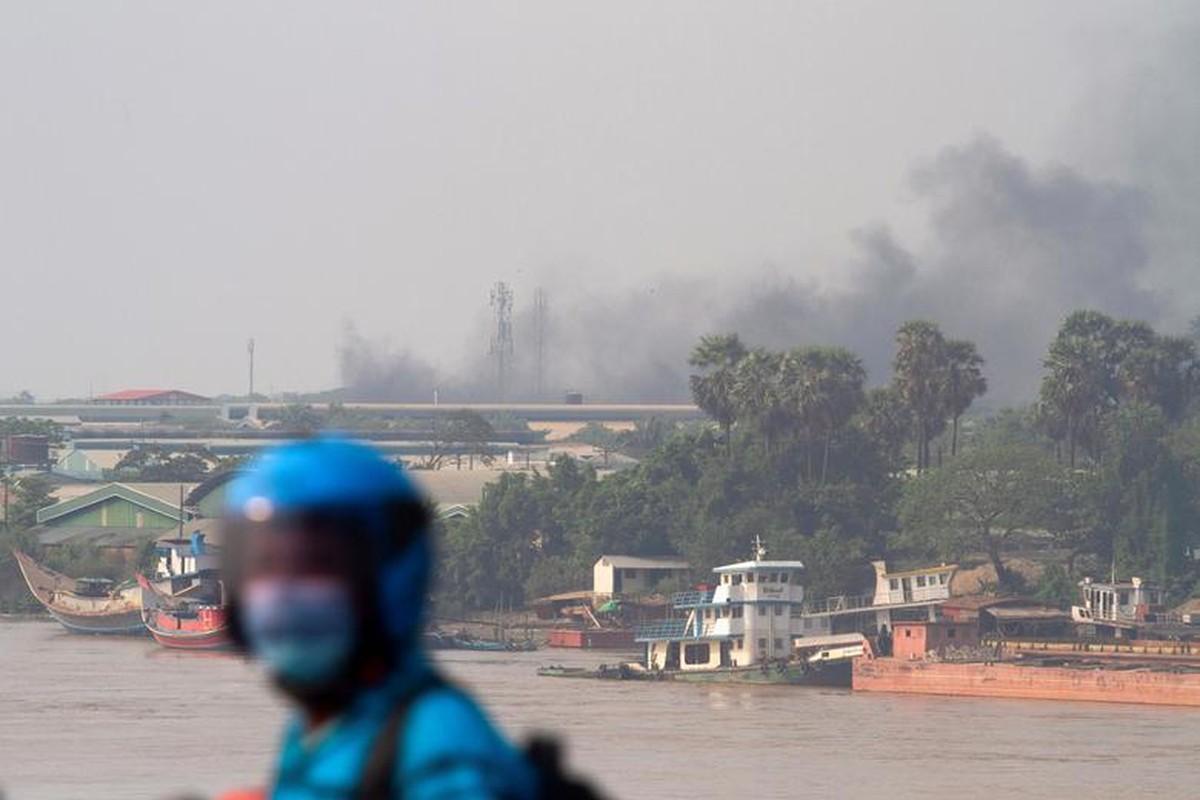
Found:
<box><xmin>595</xmin><ymin>555</ymin><xmax>690</xmax><ymax>570</ymax></box>
<box><xmin>154</xmin><ymin>517</ymin><xmax>225</xmax><ymax>546</ymax></box>
<box><xmin>36</xmin><ymin>526</ymin><xmax>158</xmax><ymax>548</ymax></box>
<box><xmin>985</xmin><ymin>606</ymin><xmax>1071</xmax><ymax>620</ymax></box>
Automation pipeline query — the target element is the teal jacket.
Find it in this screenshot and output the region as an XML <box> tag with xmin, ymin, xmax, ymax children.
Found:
<box><xmin>271</xmin><ymin>666</ymin><xmax>538</xmax><ymax>799</ymax></box>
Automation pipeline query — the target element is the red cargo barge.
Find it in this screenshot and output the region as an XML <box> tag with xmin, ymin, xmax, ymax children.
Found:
<box><xmin>547</xmin><ymin>628</ymin><xmax>637</xmax><ymax>649</ymax></box>
<box><xmin>853</xmin><ymin>656</ymin><xmax>1200</xmax><ymax>707</ymax></box>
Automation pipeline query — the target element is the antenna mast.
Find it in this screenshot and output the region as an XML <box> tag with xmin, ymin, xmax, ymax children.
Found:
<box><xmin>489</xmin><ymin>283</ymin><xmax>514</xmax><ymax>401</ymax></box>
<box><xmin>247</xmin><ymin>338</ymin><xmax>256</xmax><ymax>400</ymax></box>
<box><xmin>533</xmin><ymin>288</ymin><xmax>548</xmax><ymax>399</ymax></box>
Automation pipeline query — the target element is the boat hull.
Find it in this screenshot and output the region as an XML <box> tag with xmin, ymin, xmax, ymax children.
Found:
<box><xmin>147</xmin><ymin>627</ymin><xmax>232</xmax><ymax>650</ymax></box>
<box><xmin>538</xmin><ymin>660</ymin><xmax>851</xmax><ymax>686</ymax></box>
<box><xmin>668</xmin><ymin>661</ymin><xmax>851</xmax><ymax>686</ymax></box>
<box><xmin>47</xmin><ymin>607</ymin><xmax>146</xmax><ymax>635</ymax></box>
<box><xmin>13</xmin><ymin>550</ymin><xmax>146</xmax><ymax>636</ymax></box>
<box><xmin>143</xmin><ymin>607</ymin><xmax>232</xmax><ymax>651</ymax></box>
<box><xmin>853</xmin><ymin>657</ymin><xmax>1200</xmax><ymax>707</ymax></box>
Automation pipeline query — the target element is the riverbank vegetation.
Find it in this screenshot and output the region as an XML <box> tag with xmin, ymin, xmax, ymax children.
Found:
<box><xmin>434</xmin><ymin>310</ymin><xmax>1200</xmax><ymax>613</ymax></box>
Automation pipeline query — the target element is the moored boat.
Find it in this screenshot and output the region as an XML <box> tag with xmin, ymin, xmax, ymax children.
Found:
<box><xmin>540</xmin><ymin>538</ymin><xmax>866</xmax><ymax>686</ymax></box>
<box><xmin>12</xmin><ymin>550</ymin><xmax>145</xmax><ymax>635</ymax></box>
<box><xmin>142</xmin><ymin>603</ymin><xmax>232</xmax><ymax>650</ymax></box>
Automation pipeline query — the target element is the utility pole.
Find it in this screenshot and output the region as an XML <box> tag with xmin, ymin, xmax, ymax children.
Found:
<box><xmin>489</xmin><ymin>283</ymin><xmax>514</xmax><ymax>401</ymax></box>
<box><xmin>533</xmin><ymin>288</ymin><xmax>548</xmax><ymax>400</ymax></box>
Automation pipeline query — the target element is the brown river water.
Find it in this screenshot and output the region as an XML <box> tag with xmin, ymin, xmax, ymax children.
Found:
<box><xmin>3</xmin><ymin>619</ymin><xmax>1200</xmax><ymax>799</ymax></box>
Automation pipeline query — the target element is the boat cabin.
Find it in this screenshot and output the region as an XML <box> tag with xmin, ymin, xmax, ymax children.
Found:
<box><xmin>636</xmin><ymin>537</ymin><xmax>828</xmax><ymax>671</ymax></box>
<box><xmin>155</xmin><ymin>529</ymin><xmax>220</xmax><ymax>578</ymax></box>
<box><xmin>73</xmin><ymin>577</ymin><xmax>115</xmax><ymax>598</ymax></box>
<box><xmin>1072</xmin><ymin>576</ymin><xmax>1168</xmax><ymax>630</ymax></box>
<box><xmin>891</xmin><ymin>620</ymin><xmax>980</xmax><ymax>661</ymax></box>
<box><xmin>871</xmin><ymin>560</ymin><xmax>955</xmax><ymax>606</ymax></box>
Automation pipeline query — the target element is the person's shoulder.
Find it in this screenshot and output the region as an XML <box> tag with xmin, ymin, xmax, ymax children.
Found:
<box><xmin>404</xmin><ymin>685</ymin><xmax>511</xmax><ymax>756</ymax></box>
<box><xmin>399</xmin><ymin>684</ymin><xmax>538</xmax><ymax>798</ymax></box>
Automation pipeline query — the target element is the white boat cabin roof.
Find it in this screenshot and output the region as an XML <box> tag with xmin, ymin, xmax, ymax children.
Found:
<box><xmin>713</xmin><ymin>559</ymin><xmax>805</xmax><ymax>574</ymax></box>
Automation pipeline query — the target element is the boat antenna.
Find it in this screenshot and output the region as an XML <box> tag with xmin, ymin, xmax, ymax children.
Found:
<box><xmin>752</xmin><ymin>534</ymin><xmax>767</xmax><ymax>561</ymax></box>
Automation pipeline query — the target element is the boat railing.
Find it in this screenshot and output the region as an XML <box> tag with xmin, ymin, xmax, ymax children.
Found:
<box><xmin>634</xmin><ymin>619</ymin><xmax>690</xmax><ymax>641</ymax></box>
<box><xmin>672</xmin><ymin>589</ymin><xmax>716</xmax><ymax>608</ymax></box>
<box><xmin>803</xmin><ymin>593</ymin><xmax>874</xmax><ymax>615</ymax></box>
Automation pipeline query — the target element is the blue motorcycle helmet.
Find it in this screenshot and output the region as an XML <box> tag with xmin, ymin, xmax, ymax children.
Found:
<box><xmin>222</xmin><ymin>438</ymin><xmax>432</xmax><ymax>674</ymax></box>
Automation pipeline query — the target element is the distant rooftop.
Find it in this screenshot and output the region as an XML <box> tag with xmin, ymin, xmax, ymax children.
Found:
<box><xmin>93</xmin><ymin>389</ymin><xmax>210</xmax><ymax>405</ymax></box>
<box><xmin>595</xmin><ymin>555</ymin><xmax>690</xmax><ymax>570</ymax></box>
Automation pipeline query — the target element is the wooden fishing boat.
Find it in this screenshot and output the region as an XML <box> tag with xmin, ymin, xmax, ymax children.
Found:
<box><xmin>137</xmin><ymin>572</ymin><xmax>231</xmax><ymax>650</ymax></box>
<box><xmin>13</xmin><ymin>550</ymin><xmax>145</xmax><ymax>635</ymax></box>
<box><xmin>142</xmin><ymin>603</ymin><xmax>232</xmax><ymax>650</ymax></box>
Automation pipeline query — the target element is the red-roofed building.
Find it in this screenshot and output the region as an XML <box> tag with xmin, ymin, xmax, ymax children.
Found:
<box><xmin>93</xmin><ymin>389</ymin><xmax>210</xmax><ymax>406</ymax></box>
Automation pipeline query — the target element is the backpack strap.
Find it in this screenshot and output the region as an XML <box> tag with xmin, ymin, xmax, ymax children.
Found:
<box><xmin>358</xmin><ymin>671</ymin><xmax>446</xmax><ymax>800</ymax></box>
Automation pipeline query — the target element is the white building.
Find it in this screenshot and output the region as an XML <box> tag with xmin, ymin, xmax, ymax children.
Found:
<box><xmin>593</xmin><ymin>555</ymin><xmax>690</xmax><ymax>597</ymax></box>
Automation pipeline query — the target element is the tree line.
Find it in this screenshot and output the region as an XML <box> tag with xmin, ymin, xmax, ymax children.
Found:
<box><xmin>435</xmin><ymin>309</ymin><xmax>1200</xmax><ymax>613</ymax></box>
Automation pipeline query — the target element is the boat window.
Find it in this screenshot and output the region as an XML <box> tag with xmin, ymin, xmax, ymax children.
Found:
<box><xmin>1119</xmin><ymin>591</ymin><xmax>1130</xmax><ymax>605</ymax></box>
<box><xmin>732</xmin><ymin>574</ymin><xmax>742</xmax><ymax>586</ymax></box>
<box><xmin>765</xmin><ymin>573</ymin><xmax>776</xmax><ymax>583</ymax></box>
<box><xmin>733</xmin><ymin>607</ymin><xmax>744</xmax><ymax>618</ymax></box>
<box><xmin>747</xmin><ymin>572</ymin><xmax>756</xmax><ymax>583</ymax></box>
<box><xmin>625</xmin><ymin>569</ymin><xmax>638</xmax><ymax>579</ymax></box>
<box><xmin>904</xmin><ymin>628</ymin><xmax>912</xmax><ymax>638</ymax></box>
<box><xmin>722</xmin><ymin>574</ymin><xmax>730</xmax><ymax>584</ymax></box>
<box><xmin>780</xmin><ymin>572</ymin><xmax>790</xmax><ymax>583</ymax></box>
<box><xmin>916</xmin><ymin>575</ymin><xmax>926</xmax><ymax>587</ymax></box>
<box><xmin>683</xmin><ymin>644</ymin><xmax>711</xmax><ymax>665</ymax></box>
<box><xmin>938</xmin><ymin>574</ymin><xmax>948</xmax><ymax>585</ymax></box>
<box><xmin>890</xmin><ymin>579</ymin><xmax>899</xmax><ymax>591</ymax></box>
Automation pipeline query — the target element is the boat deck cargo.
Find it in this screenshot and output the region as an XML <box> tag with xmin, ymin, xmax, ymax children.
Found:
<box><xmin>546</xmin><ymin>628</ymin><xmax>636</xmax><ymax>649</ymax></box>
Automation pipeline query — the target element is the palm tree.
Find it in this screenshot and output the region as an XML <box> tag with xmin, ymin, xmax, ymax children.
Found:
<box><xmin>1039</xmin><ymin>311</ymin><xmax>1117</xmax><ymax>467</ymax></box>
<box><xmin>943</xmin><ymin>339</ymin><xmax>987</xmax><ymax>457</ymax></box>
<box><xmin>780</xmin><ymin>346</ymin><xmax>866</xmax><ymax>483</ymax></box>
<box><xmin>892</xmin><ymin>320</ymin><xmax>949</xmax><ymax>472</ymax></box>
<box><xmin>732</xmin><ymin>349</ymin><xmax>788</xmax><ymax>458</ymax></box>
<box><xmin>688</xmin><ymin>334</ymin><xmax>747</xmax><ymax>451</ymax></box>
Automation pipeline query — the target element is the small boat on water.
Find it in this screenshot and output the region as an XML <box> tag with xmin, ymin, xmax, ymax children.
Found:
<box><xmin>12</xmin><ymin>550</ymin><xmax>145</xmax><ymax>635</ymax></box>
<box><xmin>142</xmin><ymin>603</ymin><xmax>232</xmax><ymax>650</ymax></box>
<box><xmin>424</xmin><ymin>628</ymin><xmax>538</xmax><ymax>652</ymax></box>
<box><xmin>137</xmin><ymin>573</ymin><xmax>232</xmax><ymax>650</ymax></box>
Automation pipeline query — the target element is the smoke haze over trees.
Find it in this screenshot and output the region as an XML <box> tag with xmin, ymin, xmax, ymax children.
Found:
<box><xmin>340</xmin><ymin>137</ymin><xmax>1178</xmax><ymax>405</ymax></box>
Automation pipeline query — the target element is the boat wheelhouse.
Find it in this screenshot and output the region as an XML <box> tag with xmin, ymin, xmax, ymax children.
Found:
<box><xmin>1069</xmin><ymin>576</ymin><xmax>1189</xmax><ymax>637</ymax></box>
<box><xmin>635</xmin><ymin>538</ymin><xmax>841</xmax><ymax>675</ymax></box>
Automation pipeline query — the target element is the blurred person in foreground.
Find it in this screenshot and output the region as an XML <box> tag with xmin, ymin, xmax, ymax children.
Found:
<box><xmin>218</xmin><ymin>438</ymin><xmax>552</xmax><ymax>800</ymax></box>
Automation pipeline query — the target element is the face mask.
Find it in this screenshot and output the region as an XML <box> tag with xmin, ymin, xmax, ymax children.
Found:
<box><xmin>240</xmin><ymin>578</ymin><xmax>357</xmax><ymax>688</ymax></box>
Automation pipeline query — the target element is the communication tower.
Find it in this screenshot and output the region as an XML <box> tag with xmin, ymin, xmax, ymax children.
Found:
<box><xmin>533</xmin><ymin>288</ymin><xmax>548</xmax><ymax>399</ymax></box>
<box><xmin>490</xmin><ymin>283</ymin><xmax>514</xmax><ymax>400</ymax></box>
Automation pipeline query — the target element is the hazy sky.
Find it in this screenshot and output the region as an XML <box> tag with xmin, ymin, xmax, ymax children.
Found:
<box><xmin>0</xmin><ymin>2</ymin><xmax>1195</xmax><ymax>401</ymax></box>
